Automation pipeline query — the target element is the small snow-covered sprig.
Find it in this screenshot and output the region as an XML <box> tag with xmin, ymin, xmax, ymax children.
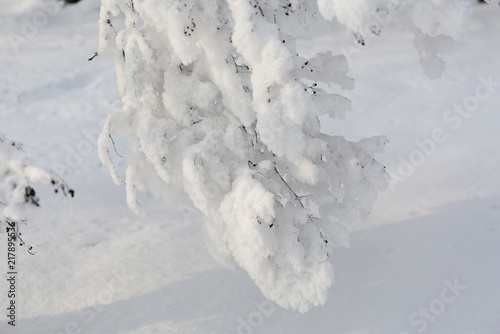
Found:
<box><xmin>4</xmin><ymin>218</ymin><xmax>36</xmax><ymax>255</ymax></box>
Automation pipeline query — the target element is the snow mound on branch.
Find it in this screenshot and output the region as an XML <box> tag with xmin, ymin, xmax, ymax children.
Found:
<box><xmin>97</xmin><ymin>0</ymin><xmax>469</xmax><ymax>312</ymax></box>
<box><xmin>0</xmin><ymin>134</ymin><xmax>71</xmax><ymax>222</ymax></box>
<box><xmin>317</xmin><ymin>0</ymin><xmax>471</xmax><ymax>78</ymax></box>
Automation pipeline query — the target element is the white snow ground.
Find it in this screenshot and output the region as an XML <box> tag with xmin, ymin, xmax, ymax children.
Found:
<box><xmin>0</xmin><ymin>1</ymin><xmax>499</xmax><ymax>333</ymax></box>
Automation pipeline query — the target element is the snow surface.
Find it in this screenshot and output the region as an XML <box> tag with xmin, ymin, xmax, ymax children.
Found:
<box><xmin>0</xmin><ymin>0</ymin><xmax>499</xmax><ymax>333</ymax></box>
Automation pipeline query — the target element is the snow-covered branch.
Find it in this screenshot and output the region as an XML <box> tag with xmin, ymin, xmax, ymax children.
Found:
<box><xmin>0</xmin><ymin>133</ymin><xmax>73</xmax><ymax>223</ymax></box>
<box><xmin>97</xmin><ymin>0</ymin><xmax>471</xmax><ymax>312</ymax></box>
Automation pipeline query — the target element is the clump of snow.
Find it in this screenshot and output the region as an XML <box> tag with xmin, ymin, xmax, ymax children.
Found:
<box><xmin>317</xmin><ymin>0</ymin><xmax>471</xmax><ymax>78</ymax></box>
<box><xmin>0</xmin><ymin>133</ymin><xmax>72</xmax><ymax>222</ymax></box>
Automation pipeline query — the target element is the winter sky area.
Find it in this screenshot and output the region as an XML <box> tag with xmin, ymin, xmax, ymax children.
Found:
<box><xmin>0</xmin><ymin>0</ymin><xmax>499</xmax><ymax>333</ymax></box>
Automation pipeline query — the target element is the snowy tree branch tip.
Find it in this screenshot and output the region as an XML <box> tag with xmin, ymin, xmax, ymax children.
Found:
<box><xmin>97</xmin><ymin>0</ymin><xmax>472</xmax><ymax>312</ymax></box>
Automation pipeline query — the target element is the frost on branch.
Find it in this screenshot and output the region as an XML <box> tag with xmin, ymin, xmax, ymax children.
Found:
<box><xmin>0</xmin><ymin>133</ymin><xmax>73</xmax><ymax>224</ymax></box>
<box><xmin>98</xmin><ymin>0</ymin><xmax>394</xmax><ymax>313</ymax></box>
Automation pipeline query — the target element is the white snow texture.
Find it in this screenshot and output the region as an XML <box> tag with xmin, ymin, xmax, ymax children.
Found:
<box><xmin>97</xmin><ymin>0</ymin><xmax>468</xmax><ymax>312</ymax></box>
<box><xmin>0</xmin><ymin>134</ymin><xmax>69</xmax><ymax>223</ymax></box>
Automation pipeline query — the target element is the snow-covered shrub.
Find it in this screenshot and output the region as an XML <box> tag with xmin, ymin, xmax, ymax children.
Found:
<box><xmin>0</xmin><ymin>133</ymin><xmax>73</xmax><ymax>224</ymax></box>
<box><xmin>97</xmin><ymin>0</ymin><xmax>471</xmax><ymax>312</ymax></box>
<box><xmin>320</xmin><ymin>0</ymin><xmax>471</xmax><ymax>78</ymax></box>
